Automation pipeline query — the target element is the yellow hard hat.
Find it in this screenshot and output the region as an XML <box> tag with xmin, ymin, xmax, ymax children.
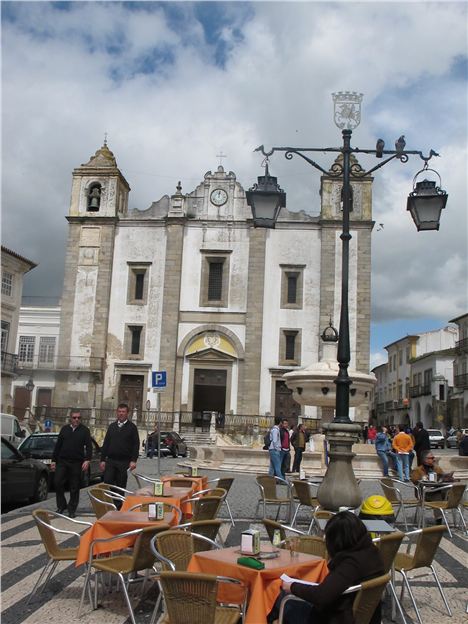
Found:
<box><xmin>361</xmin><ymin>495</ymin><xmax>394</xmax><ymax>516</ymax></box>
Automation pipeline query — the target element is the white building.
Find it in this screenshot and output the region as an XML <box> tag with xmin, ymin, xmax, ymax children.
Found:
<box><xmin>450</xmin><ymin>313</ymin><xmax>468</xmax><ymax>427</ymax></box>
<box><xmin>51</xmin><ymin>142</ymin><xmax>374</xmax><ymax>425</ymax></box>
<box><xmin>12</xmin><ymin>305</ymin><xmax>61</xmax><ymax>418</ymax></box>
<box><xmin>1</xmin><ymin>246</ymin><xmax>36</xmax><ymax>413</ymax></box>
<box><xmin>372</xmin><ymin>324</ymin><xmax>458</xmax><ymax>429</ymax></box>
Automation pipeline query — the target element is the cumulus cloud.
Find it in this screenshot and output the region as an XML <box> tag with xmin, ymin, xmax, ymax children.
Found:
<box><xmin>2</xmin><ymin>1</ymin><xmax>467</xmax><ymax>353</ymax></box>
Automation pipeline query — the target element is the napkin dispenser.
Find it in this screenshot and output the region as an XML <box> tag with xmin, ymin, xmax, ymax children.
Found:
<box><xmin>148</xmin><ymin>502</ymin><xmax>164</xmax><ymax>520</ymax></box>
<box><xmin>241</xmin><ymin>529</ymin><xmax>260</xmax><ymax>555</ymax></box>
<box><xmin>190</xmin><ymin>466</ymin><xmax>198</xmax><ymax>477</ymax></box>
<box><xmin>153</xmin><ymin>481</ymin><xmax>164</xmax><ymax>496</ymax></box>
<box><xmin>299</xmin><ymin>469</ymin><xmax>305</xmax><ymax>480</ymax></box>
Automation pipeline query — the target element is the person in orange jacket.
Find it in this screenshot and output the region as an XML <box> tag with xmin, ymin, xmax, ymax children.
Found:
<box><xmin>392</xmin><ymin>424</ymin><xmax>414</xmax><ymax>481</ymax></box>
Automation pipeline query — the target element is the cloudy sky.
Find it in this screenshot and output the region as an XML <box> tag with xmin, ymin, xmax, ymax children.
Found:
<box><xmin>2</xmin><ymin>1</ymin><xmax>467</xmax><ymax>368</ymax></box>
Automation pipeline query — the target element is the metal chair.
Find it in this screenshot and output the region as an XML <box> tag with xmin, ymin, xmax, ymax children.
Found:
<box><xmin>380</xmin><ymin>478</ymin><xmax>420</xmax><ymax>531</ymax></box>
<box><xmin>88</xmin><ymin>487</ymin><xmax>124</xmax><ymax>518</ymax></box>
<box><xmin>191</xmin><ymin>487</ymin><xmax>227</xmax><ymax>500</ymax></box>
<box><xmin>183</xmin><ymin>495</ymin><xmax>223</xmax><ymax>522</ymax></box>
<box><xmin>278</xmin><ymin>572</ymin><xmax>391</xmax><ymax>624</ymax></box>
<box><xmin>173</xmin><ymin>519</ymin><xmax>224</xmax><ymax>544</ymax></box>
<box><xmin>310</xmin><ymin>509</ymin><xmax>335</xmax><ymax>536</ymax></box>
<box><xmin>393</xmin><ymin>526</ymin><xmax>450</xmax><ymax>624</ymax></box>
<box><xmin>421</xmin><ymin>482</ymin><xmax>467</xmax><ymax>537</ymax></box>
<box><xmin>262</xmin><ymin>518</ymin><xmax>305</xmax><ymax>545</ymax></box>
<box><xmin>150</xmin><ymin>529</ymin><xmax>222</xmax><ymax>624</ymax></box>
<box><xmin>158</xmin><ymin>571</ymin><xmax>246</xmax><ymax>624</ymax></box>
<box><xmin>372</xmin><ymin>532</ymin><xmax>408</xmax><ymax>624</ymax></box>
<box><xmin>255</xmin><ymin>475</ymin><xmax>292</xmax><ymax>522</ymax></box>
<box><xmin>132</xmin><ymin>472</ymin><xmax>162</xmax><ymax>488</ymax></box>
<box><xmin>285</xmin><ymin>534</ymin><xmax>328</xmax><ymax>559</ymax></box>
<box><xmin>128</xmin><ymin>501</ymin><xmax>183</xmax><ymax>524</ymax></box>
<box><xmin>207</xmin><ymin>477</ymin><xmax>236</xmax><ymax>526</ymax></box>
<box><xmin>27</xmin><ymin>510</ymin><xmax>92</xmax><ymax>604</ymax></box>
<box><xmin>78</xmin><ymin>524</ymin><xmax>170</xmax><ymax>624</ymax></box>
<box><xmin>291</xmin><ymin>480</ymin><xmax>320</xmax><ymax>532</ymax></box>
<box><xmin>165</xmin><ymin>477</ymin><xmax>201</xmax><ymax>489</ymax></box>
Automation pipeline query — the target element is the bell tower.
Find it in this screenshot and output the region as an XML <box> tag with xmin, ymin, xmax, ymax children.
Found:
<box><xmin>54</xmin><ymin>142</ymin><xmax>130</xmax><ymax>408</ymax></box>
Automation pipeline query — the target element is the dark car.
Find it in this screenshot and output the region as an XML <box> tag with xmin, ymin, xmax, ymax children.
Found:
<box><xmin>145</xmin><ymin>431</ymin><xmax>187</xmax><ymax>458</ymax></box>
<box><xmin>19</xmin><ymin>432</ymin><xmax>101</xmax><ymax>487</ymax></box>
<box><xmin>1</xmin><ymin>436</ymin><xmax>49</xmax><ymax>504</ymax></box>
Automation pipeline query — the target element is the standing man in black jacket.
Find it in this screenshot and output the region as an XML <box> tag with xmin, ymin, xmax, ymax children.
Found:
<box><xmin>51</xmin><ymin>408</ymin><xmax>93</xmax><ymax>518</ymax></box>
<box><xmin>100</xmin><ymin>403</ymin><xmax>140</xmax><ymax>490</ymax></box>
<box><xmin>413</xmin><ymin>421</ymin><xmax>430</xmax><ymax>465</ymax></box>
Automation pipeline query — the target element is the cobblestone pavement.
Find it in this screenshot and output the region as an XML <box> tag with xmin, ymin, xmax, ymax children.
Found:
<box><xmin>2</xmin><ymin>457</ymin><xmax>467</xmax><ymax>624</ymax></box>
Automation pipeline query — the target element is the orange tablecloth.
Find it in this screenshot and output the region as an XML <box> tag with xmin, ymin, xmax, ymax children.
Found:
<box><xmin>76</xmin><ymin>510</ymin><xmax>176</xmax><ymax>566</ymax></box>
<box><xmin>121</xmin><ymin>486</ymin><xmax>193</xmax><ymax>514</ymax></box>
<box><xmin>188</xmin><ymin>546</ymin><xmax>328</xmax><ymax>624</ymax></box>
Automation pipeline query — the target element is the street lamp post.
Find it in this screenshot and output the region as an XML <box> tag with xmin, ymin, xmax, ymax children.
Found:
<box><xmin>247</xmin><ymin>92</ymin><xmax>448</xmax><ymax>509</ymax></box>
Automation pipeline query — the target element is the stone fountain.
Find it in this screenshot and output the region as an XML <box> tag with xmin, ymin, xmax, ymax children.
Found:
<box><xmin>283</xmin><ymin>322</ymin><xmax>377</xmax><ymax>510</ymax></box>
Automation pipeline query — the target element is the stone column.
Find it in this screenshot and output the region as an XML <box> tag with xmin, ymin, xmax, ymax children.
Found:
<box><xmin>238</xmin><ymin>228</ymin><xmax>267</xmax><ymax>414</ymax></box>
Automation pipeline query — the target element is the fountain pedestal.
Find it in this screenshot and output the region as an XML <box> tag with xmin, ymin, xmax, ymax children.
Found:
<box><xmin>317</xmin><ymin>422</ymin><xmax>362</xmax><ymax>511</ymax></box>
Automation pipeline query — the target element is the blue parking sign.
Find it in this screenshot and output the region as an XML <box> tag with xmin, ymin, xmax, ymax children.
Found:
<box><xmin>152</xmin><ymin>371</ymin><xmax>167</xmax><ymax>389</ymax></box>
<box><xmin>44</xmin><ymin>419</ymin><xmax>52</xmax><ymax>428</ymax></box>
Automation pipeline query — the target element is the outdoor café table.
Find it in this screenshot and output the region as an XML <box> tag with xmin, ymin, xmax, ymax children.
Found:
<box><xmin>161</xmin><ymin>474</ymin><xmax>208</xmax><ymax>493</ymax></box>
<box><xmin>188</xmin><ymin>545</ymin><xmax>328</xmax><ymax>624</ymax></box>
<box><xmin>76</xmin><ymin>510</ymin><xmax>175</xmax><ymax>566</ymax></box>
<box><xmin>121</xmin><ymin>486</ymin><xmax>193</xmax><ymax>513</ymax></box>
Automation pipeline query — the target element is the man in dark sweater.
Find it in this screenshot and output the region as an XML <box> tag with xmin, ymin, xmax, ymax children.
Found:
<box><xmin>100</xmin><ymin>403</ymin><xmax>140</xmax><ymax>490</ymax></box>
<box><xmin>51</xmin><ymin>408</ymin><xmax>93</xmax><ymax>517</ymax></box>
<box><xmin>413</xmin><ymin>421</ymin><xmax>430</xmax><ymax>465</ymax></box>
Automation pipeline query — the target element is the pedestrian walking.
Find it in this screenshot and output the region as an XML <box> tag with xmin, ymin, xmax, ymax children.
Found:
<box><xmin>100</xmin><ymin>403</ymin><xmax>140</xmax><ymax>490</ymax></box>
<box><xmin>268</xmin><ymin>416</ymin><xmax>283</xmax><ymax>479</ymax></box>
<box><xmin>392</xmin><ymin>424</ymin><xmax>414</xmax><ymax>481</ymax></box>
<box><xmin>291</xmin><ymin>423</ymin><xmax>309</xmax><ymax>473</ymax></box>
<box><xmin>413</xmin><ymin>421</ymin><xmax>430</xmax><ymax>465</ymax></box>
<box><xmin>51</xmin><ymin>408</ymin><xmax>93</xmax><ymax>518</ymax></box>
<box><xmin>280</xmin><ymin>419</ymin><xmax>291</xmax><ymax>476</ymax></box>
<box><xmin>375</xmin><ymin>425</ymin><xmax>396</xmax><ymax>477</ymax></box>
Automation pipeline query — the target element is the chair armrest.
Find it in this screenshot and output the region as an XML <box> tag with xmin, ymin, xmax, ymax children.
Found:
<box><xmin>278</xmin><ymin>595</ymin><xmax>309</xmax><ymax>623</ymax></box>
<box><xmin>47</xmin><ymin>511</ymin><xmax>93</xmax><ymax>527</ymax></box>
<box><xmin>88</xmin><ymin>527</ymin><xmax>144</xmax><ymax>560</ymax></box>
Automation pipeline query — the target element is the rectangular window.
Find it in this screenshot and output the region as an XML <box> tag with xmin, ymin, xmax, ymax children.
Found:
<box><xmin>134</xmin><ymin>273</ymin><xmax>145</xmax><ymax>300</ymax></box>
<box><xmin>2</xmin><ymin>271</ymin><xmax>13</xmax><ymax>296</ymax></box>
<box><xmin>18</xmin><ymin>336</ymin><xmax>35</xmax><ymax>363</ymax></box>
<box><xmin>398</xmin><ymin>350</ymin><xmax>403</xmax><ymax>366</ymax></box>
<box><xmin>279</xmin><ymin>329</ymin><xmax>301</xmax><ymax>366</ymax></box>
<box><xmin>285</xmin><ymin>333</ymin><xmax>297</xmax><ymax>360</ymax></box>
<box><xmin>406</xmin><ymin>346</ymin><xmax>411</xmax><ymax>363</ymax></box>
<box><xmin>287</xmin><ymin>275</ymin><xmax>298</xmax><ymax>304</ymax></box>
<box><xmin>39</xmin><ymin>337</ymin><xmax>56</xmax><ymax>363</ymax></box>
<box><xmin>208</xmin><ymin>261</ymin><xmax>223</xmax><ymax>301</ymax></box>
<box><xmin>423</xmin><ymin>369</ymin><xmax>432</xmax><ymax>386</ymax></box>
<box><xmin>200</xmin><ymin>251</ymin><xmax>230</xmax><ymax>307</ymax></box>
<box><xmin>1</xmin><ymin>321</ymin><xmax>9</xmax><ymax>352</ymax></box>
<box><xmin>130</xmin><ymin>326</ymin><xmax>142</xmax><ymax>355</ymax></box>
<box><xmin>127</xmin><ymin>263</ymin><xmax>150</xmax><ymax>305</ymax></box>
<box><xmin>280</xmin><ymin>265</ymin><xmax>304</xmax><ymax>309</ymax></box>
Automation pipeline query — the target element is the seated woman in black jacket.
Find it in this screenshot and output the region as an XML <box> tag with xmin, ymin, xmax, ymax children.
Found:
<box><xmin>280</xmin><ymin>511</ymin><xmax>384</xmax><ymax>624</ymax></box>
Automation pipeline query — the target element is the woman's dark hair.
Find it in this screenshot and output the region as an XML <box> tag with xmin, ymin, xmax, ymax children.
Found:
<box><xmin>324</xmin><ymin>511</ymin><xmax>368</xmax><ymax>558</ymax></box>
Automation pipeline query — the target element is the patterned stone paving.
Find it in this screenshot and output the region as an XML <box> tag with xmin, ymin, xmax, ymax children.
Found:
<box><xmin>1</xmin><ymin>459</ymin><xmax>467</xmax><ymax>624</ymax></box>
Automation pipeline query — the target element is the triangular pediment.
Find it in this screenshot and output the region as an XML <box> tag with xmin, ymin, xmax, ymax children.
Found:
<box><xmin>186</xmin><ymin>347</ymin><xmax>236</xmax><ymax>362</ymax></box>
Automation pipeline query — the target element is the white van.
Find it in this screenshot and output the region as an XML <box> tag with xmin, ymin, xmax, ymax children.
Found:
<box><xmin>1</xmin><ymin>413</ymin><xmax>31</xmax><ymax>447</ymax></box>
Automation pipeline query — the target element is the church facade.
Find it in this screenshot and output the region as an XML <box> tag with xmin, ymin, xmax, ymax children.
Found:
<box><xmin>53</xmin><ymin>143</ymin><xmax>374</xmax><ymax>423</ymax></box>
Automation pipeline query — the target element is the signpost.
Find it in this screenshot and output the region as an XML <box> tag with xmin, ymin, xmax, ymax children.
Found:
<box><xmin>151</xmin><ymin>371</ymin><xmax>167</xmax><ymax>477</ymax></box>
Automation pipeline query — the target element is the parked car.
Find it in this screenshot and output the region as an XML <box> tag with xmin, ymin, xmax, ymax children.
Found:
<box><xmin>427</xmin><ymin>429</ymin><xmax>445</xmax><ymax>449</ymax></box>
<box><xmin>1</xmin><ymin>413</ymin><xmax>31</xmax><ymax>448</ymax></box>
<box><xmin>446</xmin><ymin>429</ymin><xmax>468</xmax><ymax>449</ymax></box>
<box><xmin>1</xmin><ymin>436</ymin><xmax>49</xmax><ymax>504</ymax></box>
<box><xmin>145</xmin><ymin>431</ymin><xmax>187</xmax><ymax>458</ymax></box>
<box><xmin>19</xmin><ymin>432</ymin><xmax>101</xmax><ymax>487</ymax></box>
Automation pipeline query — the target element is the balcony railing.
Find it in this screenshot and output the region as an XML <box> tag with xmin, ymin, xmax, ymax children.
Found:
<box><xmin>454</xmin><ymin>373</ymin><xmax>468</xmax><ymax>389</ymax></box>
<box><xmin>1</xmin><ymin>351</ymin><xmax>18</xmax><ymax>374</ymax></box>
<box><xmin>409</xmin><ymin>384</ymin><xmax>431</xmax><ymax>398</ymax></box>
<box><xmin>16</xmin><ymin>355</ymin><xmax>103</xmax><ymax>373</ymax></box>
<box><xmin>455</xmin><ymin>337</ymin><xmax>468</xmax><ymax>353</ymax></box>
